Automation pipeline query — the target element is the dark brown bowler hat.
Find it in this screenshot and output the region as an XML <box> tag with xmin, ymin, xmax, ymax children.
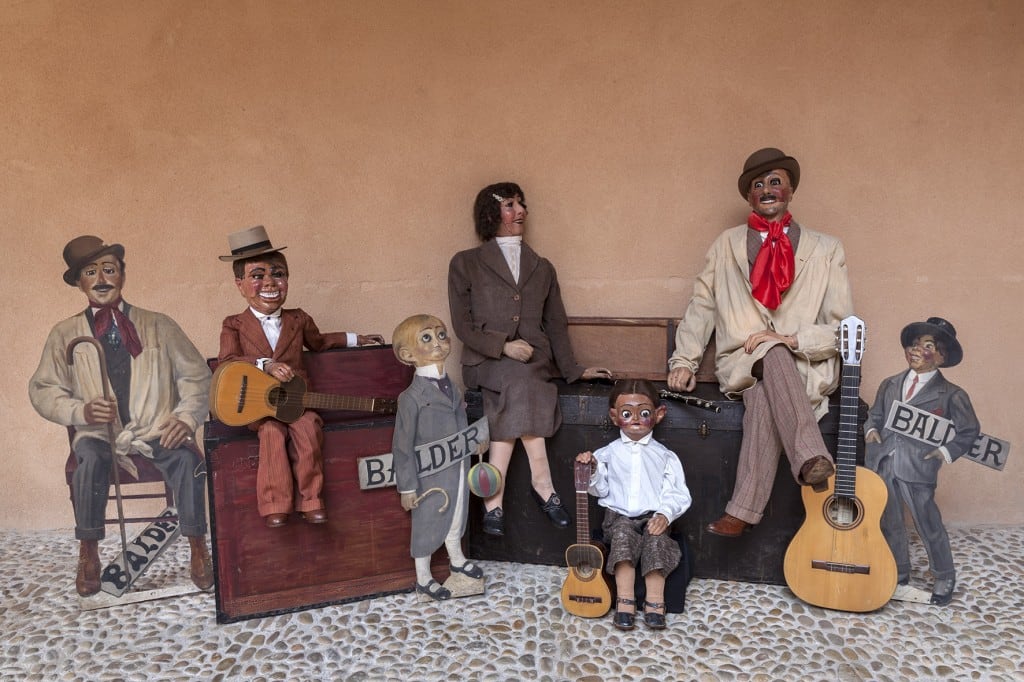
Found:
<box><xmin>218</xmin><ymin>225</ymin><xmax>287</xmax><ymax>262</ymax></box>
<box><xmin>900</xmin><ymin>317</ymin><xmax>963</xmax><ymax>368</ymax></box>
<box><xmin>62</xmin><ymin>235</ymin><xmax>125</xmax><ymax>286</ymax></box>
<box><xmin>738</xmin><ymin>147</ymin><xmax>801</xmax><ymax>199</ymax></box>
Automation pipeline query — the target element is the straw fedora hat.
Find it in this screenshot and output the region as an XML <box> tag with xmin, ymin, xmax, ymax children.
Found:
<box><xmin>219</xmin><ymin>226</ymin><xmax>287</xmax><ymax>262</ymax></box>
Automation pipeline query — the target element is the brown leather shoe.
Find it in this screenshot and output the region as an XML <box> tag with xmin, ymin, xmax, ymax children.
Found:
<box><xmin>265</xmin><ymin>513</ymin><xmax>289</xmax><ymax>528</ymax></box>
<box><xmin>300</xmin><ymin>508</ymin><xmax>328</xmax><ymax>524</ymax></box>
<box><xmin>188</xmin><ymin>536</ymin><xmax>214</xmax><ymax>591</ymax></box>
<box><xmin>76</xmin><ymin>539</ymin><xmax>101</xmax><ymax>596</ymax></box>
<box><xmin>800</xmin><ymin>455</ymin><xmax>835</xmax><ymax>491</ymax></box>
<box><xmin>706</xmin><ymin>513</ymin><xmax>751</xmax><ymax>538</ymax></box>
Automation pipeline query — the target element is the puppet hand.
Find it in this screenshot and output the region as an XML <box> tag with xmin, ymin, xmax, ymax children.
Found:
<box><xmin>358</xmin><ymin>334</ymin><xmax>385</xmax><ymax>346</ymax></box>
<box><xmin>647</xmin><ymin>513</ymin><xmax>669</xmax><ymax>536</ymax></box>
<box><xmin>159</xmin><ymin>417</ymin><xmax>194</xmax><ymax>449</ymax></box>
<box><xmin>923</xmin><ymin>449</ymin><xmax>945</xmax><ymax>461</ymax></box>
<box><xmin>575</xmin><ymin>451</ymin><xmax>597</xmax><ymax>473</ymax></box>
<box><xmin>743</xmin><ymin>329</ymin><xmax>795</xmax><ymax>354</ymax></box>
<box><xmin>581</xmin><ymin>367</ymin><xmax>612</xmax><ymax>381</ymax></box>
<box><xmin>667</xmin><ymin>367</ymin><xmax>696</xmax><ymax>392</ymax></box>
<box><xmin>267</xmin><ymin>361</ymin><xmax>294</xmax><ymax>382</ymax></box>
<box><xmin>503</xmin><ymin>340</ymin><xmax>533</xmax><ymax>362</ymax></box>
<box><xmin>400</xmin><ymin>492</ymin><xmax>418</xmax><ymax>511</ymax></box>
<box><xmin>865</xmin><ymin>430</ymin><xmax>881</xmax><ymax>444</ymax></box>
<box><xmin>84</xmin><ymin>398</ymin><xmax>117</xmax><ymax>425</ymax></box>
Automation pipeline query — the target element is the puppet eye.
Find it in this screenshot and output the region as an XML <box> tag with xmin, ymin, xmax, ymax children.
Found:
<box><xmin>620</xmin><ymin>409</ymin><xmax>633</xmax><ymax>420</ymax></box>
<box><xmin>420</xmin><ymin>332</ymin><xmax>432</xmax><ymax>343</ymax></box>
<box><xmin>437</xmin><ymin>330</ymin><xmax>447</xmax><ymax>340</ymax></box>
<box><xmin>640</xmin><ymin>409</ymin><xmax>652</xmax><ymax>419</ymax></box>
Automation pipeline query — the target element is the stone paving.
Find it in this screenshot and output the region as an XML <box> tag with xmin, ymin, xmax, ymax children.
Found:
<box><xmin>1</xmin><ymin>526</ymin><xmax>1022</xmax><ymax>681</ymax></box>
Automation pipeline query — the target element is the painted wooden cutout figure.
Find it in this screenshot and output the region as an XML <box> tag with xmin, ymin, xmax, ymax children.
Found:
<box><xmin>29</xmin><ymin>235</ymin><xmax>214</xmax><ymax>598</ymax></box>
<box><xmin>864</xmin><ymin>317</ymin><xmax>980</xmax><ymax>606</ymax></box>
<box><xmin>392</xmin><ymin>314</ymin><xmax>485</xmax><ymax>601</ymax></box>
<box><xmin>218</xmin><ymin>226</ymin><xmax>385</xmax><ymax>529</ymax></box>
<box><xmin>575</xmin><ymin>379</ymin><xmax>692</xmax><ymax>630</ymax></box>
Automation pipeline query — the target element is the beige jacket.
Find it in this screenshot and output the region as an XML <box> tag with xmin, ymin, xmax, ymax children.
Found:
<box><xmin>669</xmin><ymin>222</ymin><xmax>853</xmax><ymax>420</ymax></box>
<box><xmin>29</xmin><ymin>305</ymin><xmax>211</xmax><ymax>451</ymax></box>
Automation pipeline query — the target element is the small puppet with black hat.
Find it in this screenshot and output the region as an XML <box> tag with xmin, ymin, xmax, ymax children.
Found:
<box><xmin>864</xmin><ymin>317</ymin><xmax>980</xmax><ymax>606</ymax></box>
<box><xmin>667</xmin><ymin>147</ymin><xmax>854</xmax><ymax>539</ymax></box>
<box><xmin>29</xmin><ymin>235</ymin><xmax>214</xmax><ymax>596</ymax></box>
<box><xmin>218</xmin><ymin>226</ymin><xmax>385</xmax><ymax>529</ymax></box>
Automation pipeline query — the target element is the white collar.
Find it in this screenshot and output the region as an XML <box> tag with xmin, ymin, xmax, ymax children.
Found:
<box><xmin>495</xmin><ymin>236</ymin><xmax>522</xmax><ymax>247</ymax></box>
<box><xmin>619</xmin><ymin>430</ymin><xmax>654</xmax><ymax>446</ymax></box>
<box><xmin>250</xmin><ymin>307</ymin><xmax>281</xmax><ymax>320</ymax></box>
<box><xmin>414</xmin><ymin>365</ymin><xmax>447</xmax><ymax>380</ymax></box>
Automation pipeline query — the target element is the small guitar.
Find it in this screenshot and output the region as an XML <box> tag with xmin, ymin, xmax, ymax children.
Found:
<box><xmin>209</xmin><ymin>361</ymin><xmax>397</xmax><ymax>427</ymax></box>
<box><xmin>783</xmin><ymin>315</ymin><xmax>898</xmax><ymax>612</ymax></box>
<box><xmin>560</xmin><ymin>460</ymin><xmax>612</xmax><ymax>618</ymax></box>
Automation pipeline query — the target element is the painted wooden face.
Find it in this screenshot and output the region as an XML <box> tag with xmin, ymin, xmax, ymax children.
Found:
<box><xmin>236</xmin><ymin>260</ymin><xmax>289</xmax><ymax>315</ymax></box>
<box><xmin>609</xmin><ymin>393</ymin><xmax>666</xmax><ymax>441</ymax></box>
<box><xmin>495</xmin><ymin>195</ymin><xmax>528</xmax><ymax>237</ymax></box>
<box><xmin>399</xmin><ymin>319</ymin><xmax>451</xmax><ymax>368</ymax></box>
<box><xmin>77</xmin><ymin>256</ymin><xmax>124</xmax><ymax>307</ymax></box>
<box><xmin>905</xmin><ymin>334</ymin><xmax>946</xmax><ymax>373</ymax></box>
<box><xmin>747</xmin><ymin>169</ymin><xmax>794</xmax><ymax>220</ymax></box>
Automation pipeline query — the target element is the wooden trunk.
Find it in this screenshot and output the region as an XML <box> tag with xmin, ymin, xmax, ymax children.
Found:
<box><xmin>204</xmin><ymin>346</ymin><xmax>449</xmax><ymax>623</ymax></box>
<box><xmin>465</xmin><ymin>380</ymin><xmax>866</xmax><ymax>586</ymax></box>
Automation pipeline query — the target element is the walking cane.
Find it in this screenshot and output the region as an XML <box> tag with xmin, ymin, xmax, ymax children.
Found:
<box><xmin>66</xmin><ymin>336</ymin><xmax>130</xmax><ymax>579</ymax></box>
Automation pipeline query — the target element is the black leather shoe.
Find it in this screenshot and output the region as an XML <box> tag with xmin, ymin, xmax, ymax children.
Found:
<box><xmin>533</xmin><ymin>490</ymin><xmax>571</xmax><ymax>528</ymax></box>
<box><xmin>482</xmin><ymin>507</ymin><xmax>504</xmax><ymax>536</ymax></box>
<box><xmin>644</xmin><ymin>601</ymin><xmax>667</xmax><ymax>630</ymax></box>
<box><xmin>613</xmin><ymin>597</ymin><xmax>636</xmax><ymax>630</ymax></box>
<box><xmin>930</xmin><ymin>577</ymin><xmax>955</xmax><ymax>606</ymax></box>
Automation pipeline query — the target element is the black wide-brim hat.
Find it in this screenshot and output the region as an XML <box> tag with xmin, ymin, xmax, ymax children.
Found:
<box><xmin>738</xmin><ymin>147</ymin><xmax>801</xmax><ymax>199</ymax></box>
<box><xmin>900</xmin><ymin>317</ymin><xmax>963</xmax><ymax>367</ymax></box>
<box><xmin>62</xmin><ymin>235</ymin><xmax>125</xmax><ymax>286</ymax></box>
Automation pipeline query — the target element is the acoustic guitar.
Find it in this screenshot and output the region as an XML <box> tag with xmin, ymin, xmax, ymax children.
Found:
<box><xmin>209</xmin><ymin>361</ymin><xmax>397</xmax><ymax>427</ymax></box>
<box><xmin>560</xmin><ymin>460</ymin><xmax>612</xmax><ymax>618</ymax></box>
<box><xmin>783</xmin><ymin>315</ymin><xmax>898</xmax><ymax>612</ymax></box>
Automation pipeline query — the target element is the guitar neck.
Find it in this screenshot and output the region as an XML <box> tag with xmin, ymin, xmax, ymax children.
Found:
<box><xmin>835</xmin><ymin>361</ymin><xmax>861</xmax><ymax>498</ymax></box>
<box><xmin>575</xmin><ymin>490</ymin><xmax>590</xmax><ymax>545</ymax></box>
<box><xmin>303</xmin><ymin>392</ymin><xmax>384</xmax><ymax>413</ymax></box>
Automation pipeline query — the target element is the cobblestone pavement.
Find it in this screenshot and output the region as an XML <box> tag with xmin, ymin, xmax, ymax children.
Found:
<box><xmin>1</xmin><ymin>526</ymin><xmax>1022</xmax><ymax>681</ymax></box>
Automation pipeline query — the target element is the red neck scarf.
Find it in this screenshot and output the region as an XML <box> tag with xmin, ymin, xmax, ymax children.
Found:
<box><xmin>92</xmin><ymin>298</ymin><xmax>143</xmax><ymax>358</ymax></box>
<box><xmin>748</xmin><ymin>211</ymin><xmax>794</xmax><ymax>310</ymax></box>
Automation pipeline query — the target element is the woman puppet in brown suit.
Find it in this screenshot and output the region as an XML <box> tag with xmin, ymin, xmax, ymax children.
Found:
<box><xmin>448</xmin><ymin>182</ymin><xmax>612</xmax><ymax>536</ymax></box>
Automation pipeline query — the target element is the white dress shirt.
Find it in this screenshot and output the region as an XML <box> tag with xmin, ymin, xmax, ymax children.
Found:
<box><xmin>495</xmin><ymin>235</ymin><xmax>522</xmax><ymax>283</ymax></box>
<box><xmin>588</xmin><ymin>431</ymin><xmax>691</xmax><ymax>523</ymax></box>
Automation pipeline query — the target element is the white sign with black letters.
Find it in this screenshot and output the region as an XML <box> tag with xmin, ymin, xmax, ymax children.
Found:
<box><xmin>357</xmin><ymin>418</ymin><xmax>489</xmax><ymax>490</ymax></box>
<box><xmin>883</xmin><ymin>401</ymin><xmax>1010</xmax><ymax>471</ymax></box>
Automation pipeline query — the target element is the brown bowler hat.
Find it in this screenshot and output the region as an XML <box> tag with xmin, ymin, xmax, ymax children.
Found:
<box><xmin>900</xmin><ymin>317</ymin><xmax>963</xmax><ymax>368</ymax></box>
<box><xmin>738</xmin><ymin>147</ymin><xmax>801</xmax><ymax>199</ymax></box>
<box><xmin>62</xmin><ymin>235</ymin><xmax>125</xmax><ymax>286</ymax></box>
<box><xmin>218</xmin><ymin>225</ymin><xmax>287</xmax><ymax>262</ymax></box>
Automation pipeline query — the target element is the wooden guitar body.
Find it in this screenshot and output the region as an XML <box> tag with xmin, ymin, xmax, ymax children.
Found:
<box><xmin>561</xmin><ymin>460</ymin><xmax>612</xmax><ymax>618</ymax></box>
<box><xmin>210</xmin><ymin>361</ymin><xmax>396</xmax><ymax>427</ymax></box>
<box><xmin>783</xmin><ymin>315</ymin><xmax>897</xmax><ymax>612</ymax></box>
<box><xmin>783</xmin><ymin>466</ymin><xmax>898</xmax><ymax>612</ymax></box>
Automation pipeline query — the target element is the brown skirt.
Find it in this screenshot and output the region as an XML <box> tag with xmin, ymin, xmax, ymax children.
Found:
<box><xmin>463</xmin><ymin>355</ymin><xmax>560</xmax><ymax>441</ymax></box>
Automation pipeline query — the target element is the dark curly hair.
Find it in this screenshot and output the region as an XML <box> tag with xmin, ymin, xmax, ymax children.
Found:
<box><xmin>473</xmin><ymin>182</ymin><xmax>525</xmax><ymax>241</ymax></box>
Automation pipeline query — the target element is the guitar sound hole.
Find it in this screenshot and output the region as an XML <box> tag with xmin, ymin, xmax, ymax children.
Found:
<box><xmin>823</xmin><ymin>496</ymin><xmax>863</xmax><ymax>530</ymax></box>
<box><xmin>267</xmin><ymin>386</ymin><xmax>281</xmax><ymax>407</ymax></box>
<box><xmin>566</xmin><ymin>546</ymin><xmax>603</xmax><ymax>580</ymax></box>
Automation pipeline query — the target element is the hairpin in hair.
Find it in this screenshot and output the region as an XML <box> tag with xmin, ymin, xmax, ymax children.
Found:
<box><xmin>491</xmin><ymin>193</ymin><xmax>505</xmax><ymax>202</ymax></box>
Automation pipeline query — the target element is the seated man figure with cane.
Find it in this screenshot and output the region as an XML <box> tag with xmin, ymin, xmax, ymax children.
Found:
<box><xmin>29</xmin><ymin>235</ymin><xmax>214</xmax><ymax>596</ymax></box>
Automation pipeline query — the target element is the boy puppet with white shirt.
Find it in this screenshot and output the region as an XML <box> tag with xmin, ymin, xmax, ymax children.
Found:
<box><xmin>218</xmin><ymin>226</ymin><xmax>384</xmax><ymax>528</ymax></box>
<box><xmin>576</xmin><ymin>379</ymin><xmax>691</xmax><ymax>630</ymax></box>
<box><xmin>864</xmin><ymin>317</ymin><xmax>979</xmax><ymax>606</ymax></box>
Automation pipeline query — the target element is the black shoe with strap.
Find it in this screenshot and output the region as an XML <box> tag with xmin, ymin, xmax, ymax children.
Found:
<box><xmin>613</xmin><ymin>597</ymin><xmax>636</xmax><ymax>630</ymax></box>
<box><xmin>532</xmin><ymin>490</ymin><xmax>571</xmax><ymax>528</ymax></box>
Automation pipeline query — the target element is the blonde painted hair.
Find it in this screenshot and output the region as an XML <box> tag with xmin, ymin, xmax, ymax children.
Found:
<box><xmin>392</xmin><ymin>314</ymin><xmax>444</xmax><ymax>365</ymax></box>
